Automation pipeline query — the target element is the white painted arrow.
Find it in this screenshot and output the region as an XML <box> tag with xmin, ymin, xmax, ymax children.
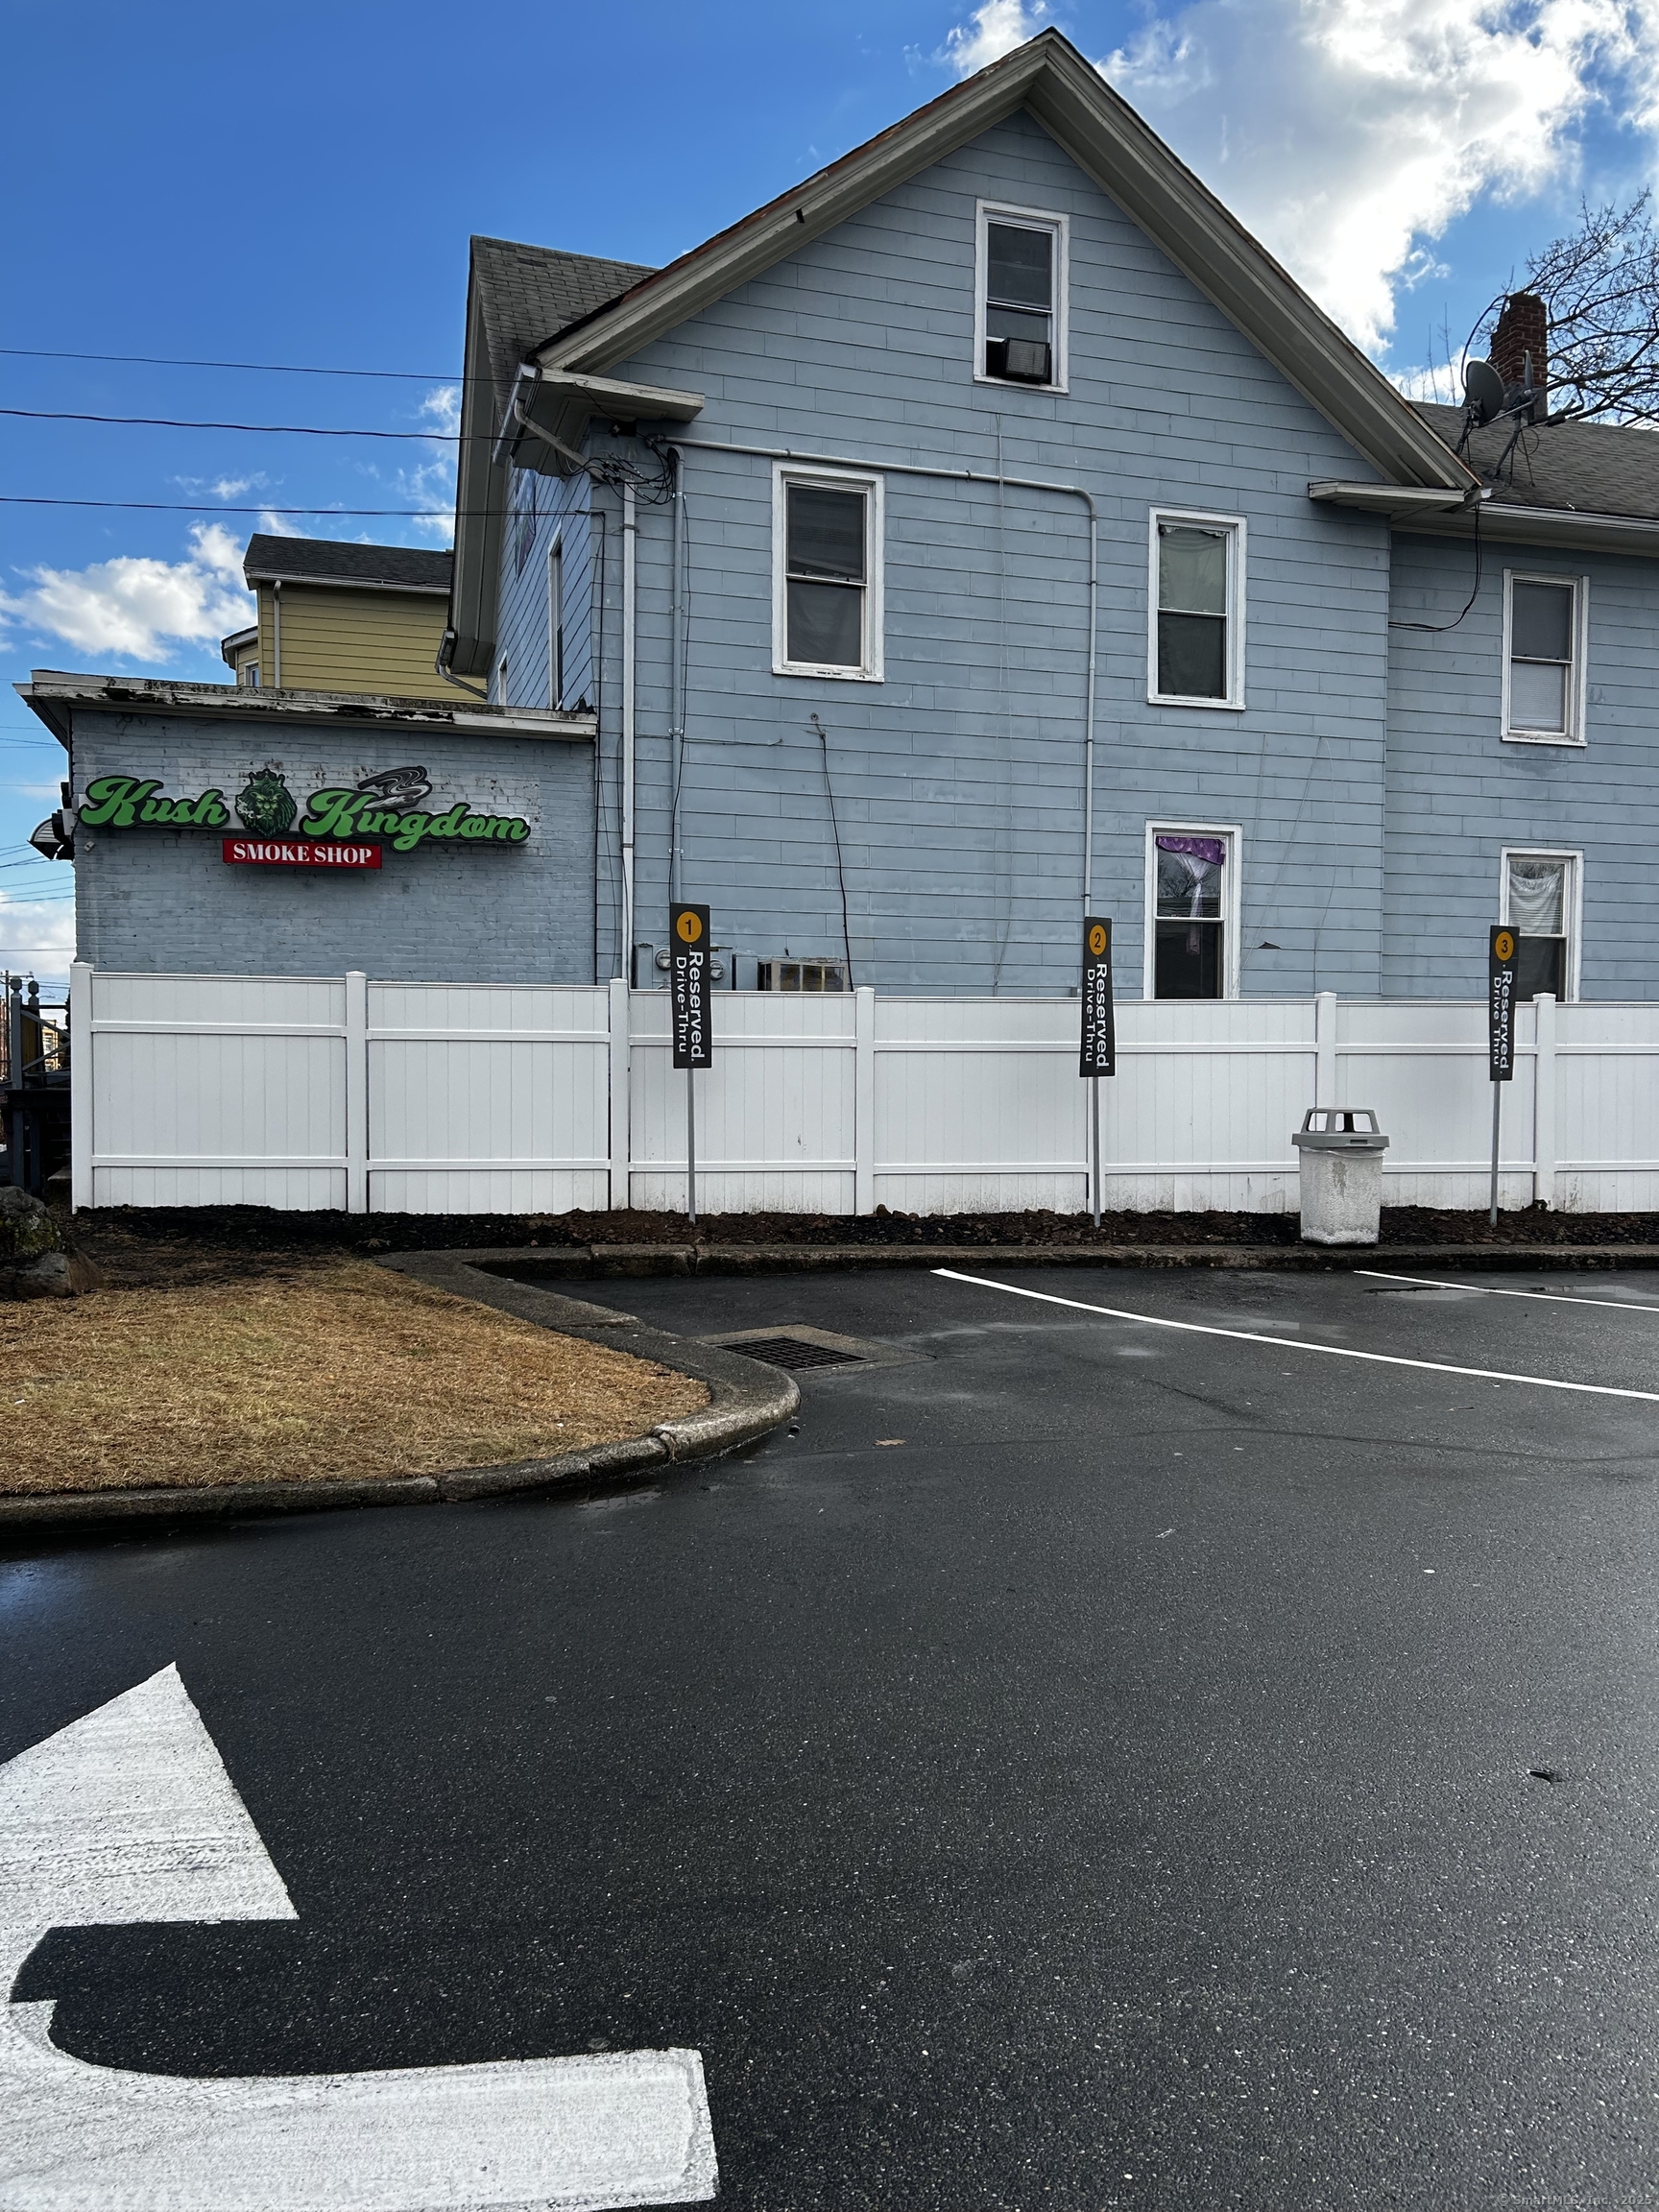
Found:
<box><xmin>0</xmin><ymin>1667</ymin><xmax>717</xmax><ymax>2211</ymax></box>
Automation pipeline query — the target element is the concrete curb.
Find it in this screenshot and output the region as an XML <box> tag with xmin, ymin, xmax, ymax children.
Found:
<box><xmin>0</xmin><ymin>1255</ymin><xmax>798</xmax><ymax>1535</ymax></box>
<box><xmin>481</xmin><ymin>1240</ymin><xmax>1659</xmax><ymax>1278</ymax></box>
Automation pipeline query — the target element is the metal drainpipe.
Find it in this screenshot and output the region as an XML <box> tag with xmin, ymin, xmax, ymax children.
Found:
<box><xmin>669</xmin><ymin>438</ymin><xmax>1100</xmax><ymax>926</ymax></box>
<box><xmin>271</xmin><ymin>580</ymin><xmax>282</xmax><ymax>689</ymax></box>
<box><xmin>620</xmin><ymin>482</ymin><xmax>637</xmax><ymax>980</ymax></box>
<box><xmin>669</xmin><ymin>451</ymin><xmax>685</xmax><ymax>905</ymax></box>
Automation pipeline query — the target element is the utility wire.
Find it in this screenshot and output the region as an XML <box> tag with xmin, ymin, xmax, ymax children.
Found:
<box><xmin>0</xmin><ymin>408</ymin><xmax>456</xmax><ymax>441</ymax></box>
<box><xmin>1388</xmin><ymin>501</ymin><xmax>1484</xmax><ymax>634</ymax></box>
<box><xmin>0</xmin><ymin>347</ymin><xmax>458</xmax><ymax>380</ymax></box>
<box><xmin>0</xmin><ymin>497</ymin><xmax>461</xmax><ymax>516</ymax></box>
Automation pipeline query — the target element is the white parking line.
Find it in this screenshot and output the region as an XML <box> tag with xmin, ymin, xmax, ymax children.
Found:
<box><xmin>933</xmin><ymin>1270</ymin><xmax>1659</xmax><ymax>1404</ymax></box>
<box><xmin>1357</xmin><ymin>1268</ymin><xmax>1659</xmax><ymax>1315</ymax></box>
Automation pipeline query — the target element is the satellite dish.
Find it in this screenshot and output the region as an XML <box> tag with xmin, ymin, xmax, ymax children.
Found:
<box><xmin>1464</xmin><ymin>358</ymin><xmax>1506</xmax><ymax>426</ymax></box>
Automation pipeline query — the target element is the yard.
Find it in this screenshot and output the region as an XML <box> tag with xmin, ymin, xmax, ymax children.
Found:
<box><xmin>2</xmin><ymin>1255</ymin><xmax>707</xmax><ymax>1495</ymax></box>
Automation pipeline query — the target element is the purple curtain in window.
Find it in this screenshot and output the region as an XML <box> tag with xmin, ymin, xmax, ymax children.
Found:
<box><xmin>1155</xmin><ymin>834</ymin><xmax>1227</xmax><ymax>867</ymax></box>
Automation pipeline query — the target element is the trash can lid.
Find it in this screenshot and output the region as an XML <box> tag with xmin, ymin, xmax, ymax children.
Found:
<box><xmin>1292</xmin><ymin>1106</ymin><xmax>1388</xmax><ymax>1152</ymax></box>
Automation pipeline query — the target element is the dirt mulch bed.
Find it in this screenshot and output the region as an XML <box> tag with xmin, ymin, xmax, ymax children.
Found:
<box><xmin>68</xmin><ymin>1203</ymin><xmax>1659</xmax><ymax>1282</ymax></box>
<box><xmin>2</xmin><ymin>1259</ymin><xmax>706</xmax><ymax>1496</ymax></box>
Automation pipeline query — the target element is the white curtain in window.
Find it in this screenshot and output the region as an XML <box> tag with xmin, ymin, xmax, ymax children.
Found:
<box><xmin>1156</xmin><ymin>835</ymin><xmax>1225</xmax><ymax>919</ymax></box>
<box><xmin>1506</xmin><ymin>857</ymin><xmax>1566</xmax><ymax>935</ymax></box>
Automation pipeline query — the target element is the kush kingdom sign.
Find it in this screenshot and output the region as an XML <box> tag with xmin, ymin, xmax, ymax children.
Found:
<box><xmin>78</xmin><ymin>763</ymin><xmax>532</xmax><ymax>854</ymax></box>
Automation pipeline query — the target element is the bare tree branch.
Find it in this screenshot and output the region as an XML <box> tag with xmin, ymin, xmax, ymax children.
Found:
<box><xmin>1465</xmin><ymin>194</ymin><xmax>1659</xmax><ymax>424</ymax></box>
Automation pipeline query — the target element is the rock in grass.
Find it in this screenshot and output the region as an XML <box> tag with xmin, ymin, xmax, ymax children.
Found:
<box><xmin>0</xmin><ymin>1187</ymin><xmax>101</xmax><ymax>1299</ymax></box>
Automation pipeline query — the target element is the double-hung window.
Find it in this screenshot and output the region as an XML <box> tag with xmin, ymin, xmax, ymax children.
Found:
<box><xmin>1501</xmin><ymin>849</ymin><xmax>1579</xmax><ymax>999</ymax></box>
<box><xmin>1503</xmin><ymin>572</ymin><xmax>1587</xmax><ymax>743</ymax></box>
<box><xmin>773</xmin><ymin>465</ymin><xmax>883</xmax><ymax>680</ymax></box>
<box><xmin>974</xmin><ymin>204</ymin><xmax>1068</xmax><ymax>390</ymax></box>
<box><xmin>1146</xmin><ymin>825</ymin><xmax>1240</xmax><ymax>998</ymax></box>
<box><xmin>1149</xmin><ymin>512</ymin><xmax>1245</xmax><ymax>707</ymax></box>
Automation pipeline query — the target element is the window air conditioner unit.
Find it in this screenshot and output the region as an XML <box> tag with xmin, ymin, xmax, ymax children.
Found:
<box><xmin>985</xmin><ymin>338</ymin><xmax>1051</xmax><ymax>384</ymax></box>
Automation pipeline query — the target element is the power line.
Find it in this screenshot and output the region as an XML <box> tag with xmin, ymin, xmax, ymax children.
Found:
<box><xmin>0</xmin><ymin>347</ymin><xmax>459</xmax><ymax>381</ymax></box>
<box><xmin>0</xmin><ymin>497</ymin><xmax>458</xmax><ymax>517</ymax></box>
<box><xmin>0</xmin><ymin>408</ymin><xmax>457</xmax><ymax>441</ymax></box>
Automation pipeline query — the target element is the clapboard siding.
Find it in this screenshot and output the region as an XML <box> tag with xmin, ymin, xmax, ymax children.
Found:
<box><xmin>1384</xmin><ymin>532</ymin><xmax>1659</xmax><ymax>999</ymax></box>
<box><xmin>257</xmin><ymin>585</ymin><xmax>450</xmax><ymax>698</ymax></box>
<box><xmin>523</xmin><ymin>108</ymin><xmax>1394</xmax><ymax>997</ymax></box>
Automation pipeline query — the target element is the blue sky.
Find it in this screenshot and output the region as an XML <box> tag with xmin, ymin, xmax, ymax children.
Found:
<box><xmin>6</xmin><ymin>0</ymin><xmax>1658</xmax><ymax>990</ymax></box>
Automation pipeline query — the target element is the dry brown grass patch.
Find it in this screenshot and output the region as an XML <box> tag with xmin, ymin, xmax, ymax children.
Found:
<box><xmin>2</xmin><ymin>1261</ymin><xmax>707</xmax><ymax>1495</ymax></box>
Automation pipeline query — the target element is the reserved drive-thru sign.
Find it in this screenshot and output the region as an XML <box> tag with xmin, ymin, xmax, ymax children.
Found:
<box><xmin>1079</xmin><ymin>916</ymin><xmax>1116</xmax><ymax>1079</ymax></box>
<box><xmin>671</xmin><ymin>903</ymin><xmax>712</xmax><ymax>1073</ymax></box>
<box><xmin>1489</xmin><ymin>925</ymin><xmax>1518</xmax><ymax>1080</ymax></box>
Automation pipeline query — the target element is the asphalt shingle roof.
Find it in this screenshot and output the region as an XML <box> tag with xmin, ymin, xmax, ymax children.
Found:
<box><xmin>1413</xmin><ymin>401</ymin><xmax>1659</xmax><ymax>522</ymax></box>
<box><xmin>241</xmin><ymin>537</ymin><xmax>453</xmax><ymax>590</ymax></box>
<box><xmin>469</xmin><ymin>236</ymin><xmax>657</xmax><ymax>430</ymax></box>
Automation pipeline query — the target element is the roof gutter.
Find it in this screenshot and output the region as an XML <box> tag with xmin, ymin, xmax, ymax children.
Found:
<box><xmin>1308</xmin><ymin>482</ymin><xmax>1481</xmax><ymax>517</ymax></box>
<box><xmin>1312</xmin><ymin>480</ymin><xmax>1659</xmax><ymax>557</ymax></box>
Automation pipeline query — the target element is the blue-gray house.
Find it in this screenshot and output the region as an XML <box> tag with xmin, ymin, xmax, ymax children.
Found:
<box><xmin>444</xmin><ymin>27</ymin><xmax>1659</xmax><ymax>1009</ymax></box>
<box><xmin>35</xmin><ymin>30</ymin><xmax>1659</xmax><ymax>1011</ymax></box>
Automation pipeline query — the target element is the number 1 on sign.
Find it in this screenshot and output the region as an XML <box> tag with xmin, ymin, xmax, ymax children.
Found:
<box><xmin>670</xmin><ymin>904</ymin><xmax>711</xmax><ymax>1223</ymax></box>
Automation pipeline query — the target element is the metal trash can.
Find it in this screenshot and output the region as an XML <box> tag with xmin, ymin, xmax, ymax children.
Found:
<box><xmin>1292</xmin><ymin>1108</ymin><xmax>1389</xmax><ymax>1245</ymax></box>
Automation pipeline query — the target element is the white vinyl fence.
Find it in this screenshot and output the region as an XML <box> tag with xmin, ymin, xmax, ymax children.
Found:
<box><xmin>67</xmin><ymin>962</ymin><xmax>1659</xmax><ymax>1215</ymax></box>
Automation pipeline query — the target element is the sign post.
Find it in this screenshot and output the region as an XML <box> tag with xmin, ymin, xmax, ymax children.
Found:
<box><xmin>1079</xmin><ymin>916</ymin><xmax>1117</xmax><ymax>1228</ymax></box>
<box><xmin>1488</xmin><ymin>924</ymin><xmax>1518</xmax><ymax>1228</ymax></box>
<box><xmin>670</xmin><ymin>902</ymin><xmax>711</xmax><ymax>1224</ymax></box>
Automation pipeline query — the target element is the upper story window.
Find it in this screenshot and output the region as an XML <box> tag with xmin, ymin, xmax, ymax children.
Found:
<box><xmin>1503</xmin><ymin>571</ymin><xmax>1586</xmax><ymax>745</ymax></box>
<box><xmin>1149</xmin><ymin>511</ymin><xmax>1246</xmax><ymax>709</ymax></box>
<box><xmin>512</xmin><ymin>469</ymin><xmax>538</xmax><ymax>578</ymax></box>
<box><xmin>238</xmin><ymin>661</ymin><xmax>260</xmax><ymax>689</ymax></box>
<box><xmin>975</xmin><ymin>204</ymin><xmax>1068</xmax><ymax>391</ymax></box>
<box><xmin>773</xmin><ymin>464</ymin><xmax>884</xmax><ymax>682</ymax></box>
<box><xmin>1501</xmin><ymin>849</ymin><xmax>1580</xmax><ymax>1000</ymax></box>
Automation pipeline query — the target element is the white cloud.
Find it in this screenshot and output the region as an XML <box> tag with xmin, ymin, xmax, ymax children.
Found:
<box><xmin>0</xmin><ymin>889</ymin><xmax>75</xmax><ymax>981</ymax></box>
<box><xmin>0</xmin><ymin>521</ymin><xmax>253</xmax><ymax>664</ymax></box>
<box><xmin>419</xmin><ymin>383</ymin><xmax>461</xmax><ymax>437</ymax></box>
<box><xmin>941</xmin><ymin>0</ymin><xmax>1048</xmax><ymax>74</ymax></box>
<box><xmin>943</xmin><ymin>0</ymin><xmax>1659</xmax><ymax>354</ymax></box>
<box><xmin>174</xmin><ymin>471</ymin><xmax>270</xmax><ymax>501</ymax></box>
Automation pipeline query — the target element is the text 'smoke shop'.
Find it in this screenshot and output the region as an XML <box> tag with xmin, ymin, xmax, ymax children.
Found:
<box><xmin>24</xmin><ymin>679</ymin><xmax>600</xmax><ymax>984</ymax></box>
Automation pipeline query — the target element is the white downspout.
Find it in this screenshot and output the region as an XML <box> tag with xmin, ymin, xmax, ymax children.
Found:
<box><xmin>620</xmin><ymin>482</ymin><xmax>637</xmax><ymax>979</ymax></box>
<box><xmin>271</xmin><ymin>580</ymin><xmax>282</xmax><ymax>689</ymax></box>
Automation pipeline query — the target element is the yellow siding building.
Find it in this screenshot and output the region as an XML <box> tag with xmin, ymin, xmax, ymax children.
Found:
<box><xmin>221</xmin><ymin>536</ymin><xmax>455</xmax><ymax>700</ymax></box>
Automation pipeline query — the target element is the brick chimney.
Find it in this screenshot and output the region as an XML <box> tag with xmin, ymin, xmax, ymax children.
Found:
<box><xmin>1490</xmin><ymin>291</ymin><xmax>1549</xmax><ymax>403</ymax></box>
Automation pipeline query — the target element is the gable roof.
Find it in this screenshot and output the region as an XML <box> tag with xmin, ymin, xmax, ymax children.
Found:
<box><xmin>451</xmin><ymin>238</ymin><xmax>656</xmax><ymax>671</ymax></box>
<box><xmin>469</xmin><ymin>237</ymin><xmax>656</xmax><ymax>429</ymax></box>
<box><xmin>243</xmin><ymin>535</ymin><xmax>453</xmax><ymax>592</ymax></box>
<box><xmin>535</xmin><ymin>31</ymin><xmax>1474</xmax><ymax>497</ymax></box>
<box><xmin>449</xmin><ymin>29</ymin><xmax>1483</xmax><ymax>671</ymax></box>
<box><xmin>1414</xmin><ymin>403</ymin><xmax>1659</xmax><ymax>524</ymax></box>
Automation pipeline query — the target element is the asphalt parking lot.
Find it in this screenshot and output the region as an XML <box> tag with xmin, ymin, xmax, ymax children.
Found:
<box><xmin>5</xmin><ymin>1260</ymin><xmax>1659</xmax><ymax>2211</ymax></box>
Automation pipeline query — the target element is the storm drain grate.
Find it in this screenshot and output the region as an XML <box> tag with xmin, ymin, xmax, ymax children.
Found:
<box><xmin>725</xmin><ymin>1334</ymin><xmax>864</xmax><ymax>1371</ymax></box>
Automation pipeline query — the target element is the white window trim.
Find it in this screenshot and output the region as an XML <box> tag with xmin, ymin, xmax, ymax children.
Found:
<box><xmin>1501</xmin><ymin>569</ymin><xmax>1589</xmax><ymax>746</ymax></box>
<box><xmin>772</xmin><ymin>463</ymin><xmax>885</xmax><ymax>683</ymax></box>
<box><xmin>1499</xmin><ymin>846</ymin><xmax>1582</xmax><ymax>1001</ymax></box>
<box><xmin>974</xmin><ymin>201</ymin><xmax>1070</xmax><ymax>395</ymax></box>
<box><xmin>1147</xmin><ymin>509</ymin><xmax>1247</xmax><ymax>711</ymax></box>
<box><xmin>1142</xmin><ymin>821</ymin><xmax>1243</xmax><ymax>1001</ymax></box>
